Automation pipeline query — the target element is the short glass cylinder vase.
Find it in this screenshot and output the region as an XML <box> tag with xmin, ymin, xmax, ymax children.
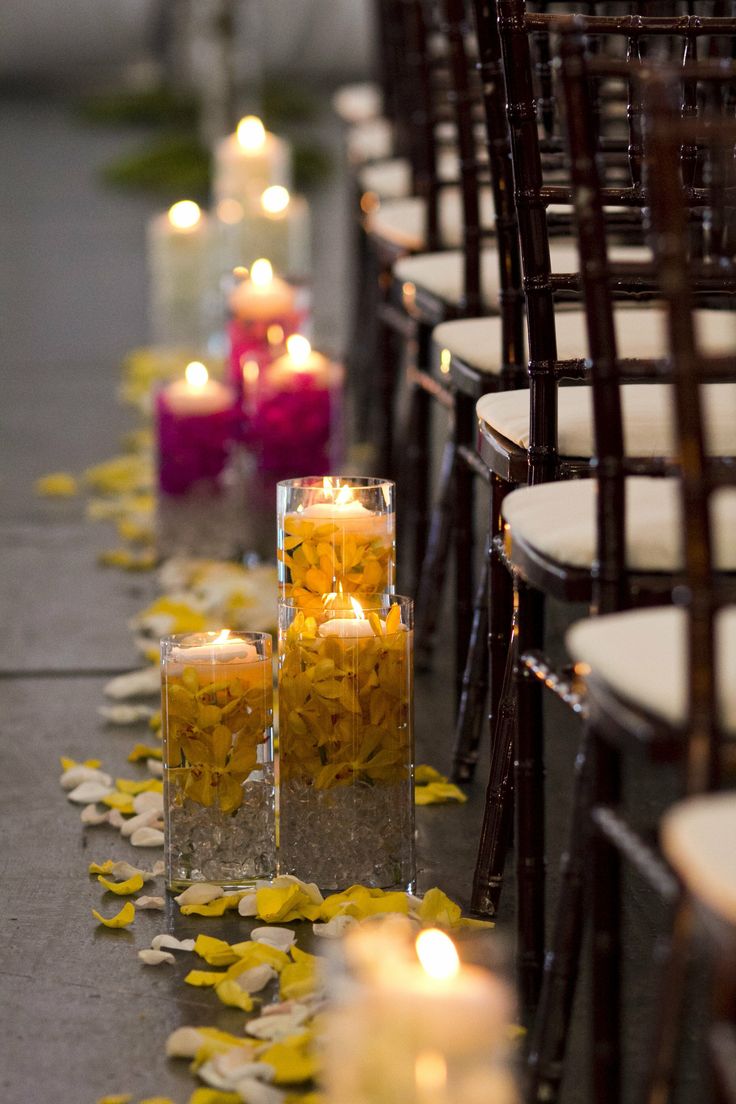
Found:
<box><xmin>277</xmin><ymin>476</ymin><xmax>395</xmax><ymax>610</ymax></box>
<box><xmin>278</xmin><ymin>595</ymin><xmax>414</xmax><ymax>891</ymax></box>
<box><xmin>161</xmin><ymin>631</ymin><xmax>275</xmax><ymax>891</ymax></box>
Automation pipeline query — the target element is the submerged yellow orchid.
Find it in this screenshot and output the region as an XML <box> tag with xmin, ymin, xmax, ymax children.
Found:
<box><xmin>92</xmin><ymin>902</ymin><xmax>135</xmax><ymax>928</ymax></box>
<box><xmin>279</xmin><ymin>511</ymin><xmax>393</xmax><ymax>606</ymax></box>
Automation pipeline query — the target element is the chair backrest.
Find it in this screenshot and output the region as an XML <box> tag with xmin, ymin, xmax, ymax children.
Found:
<box><xmin>559</xmin><ymin>36</ymin><xmax>736</xmax><ymax>786</ymax></box>
<box><xmin>488</xmin><ymin>0</ymin><xmax>736</xmax><ymax>483</ymax></box>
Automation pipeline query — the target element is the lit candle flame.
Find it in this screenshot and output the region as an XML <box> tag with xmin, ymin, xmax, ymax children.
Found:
<box><xmin>242</xmin><ymin>360</ymin><xmax>260</xmax><ymax>387</ymax></box>
<box><xmin>213</xmin><ymin>629</ymin><xmax>231</xmax><ymax>645</ymax></box>
<box><xmin>415</xmin><ymin>929</ymin><xmax>460</xmax><ymax>981</ymax></box>
<box><xmin>286</xmin><ymin>334</ymin><xmax>312</xmax><ymax>367</ymax></box>
<box><xmin>236</xmin><ymin>115</ymin><xmax>266</xmax><ymax>151</ymax></box>
<box><xmin>250</xmin><ymin>258</ymin><xmax>274</xmax><ymax>286</ymax></box>
<box><xmin>267</xmin><ymin>324</ymin><xmax>285</xmax><ymax>347</ymax></box>
<box><xmin>335</xmin><ymin>484</ymin><xmax>354</xmax><ymax>507</ymax></box>
<box><xmin>168</xmin><ymin>200</ymin><xmax>201</xmax><ymax>230</ymax></box>
<box><xmin>349</xmin><ymin>596</ymin><xmax>365</xmax><ymax>620</ymax></box>
<box><xmin>261</xmin><ymin>185</ymin><xmax>290</xmax><ymax>214</ymax></box>
<box><xmin>185</xmin><ymin>361</ymin><xmax>209</xmax><ymax>388</ymax></box>
<box><xmin>323</xmin><ymin>476</ymin><xmax>334</xmax><ymax>495</ymax></box>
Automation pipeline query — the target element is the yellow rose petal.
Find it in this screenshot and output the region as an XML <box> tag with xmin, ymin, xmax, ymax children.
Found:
<box><xmin>115</xmin><ymin>777</ymin><xmax>163</xmax><ymax>795</ymax></box>
<box><xmin>179</xmin><ymin>894</ymin><xmax>242</xmax><ymax>917</ymax></box>
<box><xmin>35</xmin><ymin>472</ymin><xmax>78</xmax><ymax>497</ymax></box>
<box><xmin>127</xmin><ymin>744</ymin><xmax>163</xmax><ymax>763</ymax></box>
<box><xmin>194</xmin><ymin>934</ymin><xmax>239</xmax><ymax>967</ymax></box>
<box><xmin>189</xmin><ymin>1090</ymin><xmax>242</xmax><ymax>1104</ymax></box>
<box><xmin>280</xmin><ymin>953</ymin><xmax>319</xmax><ymax>1002</ymax></box>
<box><xmin>139</xmin><ymin>1098</ymin><xmax>177</xmax><ymax>1104</ymax></box>
<box><xmin>98</xmin><ymin>874</ymin><xmax>144</xmax><ymax>896</ymax></box>
<box><xmin>228</xmin><ymin>941</ymin><xmax>290</xmax><ymax>974</ymax></box>
<box><xmin>214</xmin><ymin>979</ymin><xmax>254</xmax><ymax>1011</ymax></box>
<box><xmin>88</xmin><ymin>860</ymin><xmax>116</xmax><ymax>875</ymax></box>
<box><xmin>256</xmin><ymin>885</ymin><xmax>305</xmax><ymax>923</ymax></box>
<box><xmin>261</xmin><ymin>1034</ymin><xmax>319</xmax><ymax>1085</ymax></box>
<box><xmin>414</xmin><ymin>781</ymin><xmax>468</xmax><ymax>805</ymax></box>
<box><xmin>61</xmin><ymin>756</ymin><xmax>102</xmax><ymax>771</ymax></box>
<box><xmin>415</xmin><ymin>764</ymin><xmax>448</xmax><ymax>785</ymax></box>
<box><xmin>184</xmin><ymin>969</ymin><xmax>228</xmax><ymax>988</ymax></box>
<box><xmin>101</xmin><ymin>792</ymin><xmax>136</xmax><ymax>814</ymax></box>
<box><xmin>417</xmin><ymin>887</ymin><xmax>462</xmax><ymax>928</ymax></box>
<box><xmin>96</xmin><ymin>1095</ymin><xmax>133</xmax><ymax>1104</ymax></box>
<box><xmin>92</xmin><ymin>902</ymin><xmax>135</xmax><ymax>928</ymax></box>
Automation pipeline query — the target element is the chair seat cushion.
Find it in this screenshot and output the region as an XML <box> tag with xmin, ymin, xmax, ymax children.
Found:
<box><xmin>478</xmin><ymin>378</ymin><xmax>736</xmax><ymax>458</ymax></box>
<box><xmin>359</xmin><ymin>150</ymin><xmax>459</xmax><ymax>201</ymax></box>
<box><xmin>367</xmin><ymin>187</ymin><xmax>496</xmax><ymax>251</ymax></box>
<box><xmin>396</xmin><ymin>243</ymin><xmax>651</xmax><ymax>311</ymax></box>
<box><xmin>333</xmin><ymin>81</ymin><xmax>383</xmax><ymax>124</ymax></box>
<box><xmin>435</xmin><ymin>306</ymin><xmax>735</xmax><ymax>376</ymax></box>
<box><xmin>566</xmin><ymin>605</ymin><xmax>736</xmax><ymax>733</ymax></box>
<box><xmin>502</xmin><ymin>475</ymin><xmax>736</xmax><ymax>571</ymax></box>
<box><xmin>662</xmin><ymin>794</ymin><xmax>736</xmax><ymax>924</ymax></box>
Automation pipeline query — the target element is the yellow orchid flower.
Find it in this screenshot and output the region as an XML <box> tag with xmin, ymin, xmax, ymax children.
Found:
<box><xmin>98</xmin><ymin>874</ymin><xmax>144</xmax><ymax>896</ymax></box>
<box><xmin>92</xmin><ymin>902</ymin><xmax>135</xmax><ymax>928</ymax></box>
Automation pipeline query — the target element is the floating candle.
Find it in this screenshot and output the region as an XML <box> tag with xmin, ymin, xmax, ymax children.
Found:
<box><xmin>229</xmin><ymin>259</ymin><xmax>298</xmax><ymax>322</ymax></box>
<box><xmin>213</xmin><ymin>116</ymin><xmax>292</xmax><ymax>206</ymax></box>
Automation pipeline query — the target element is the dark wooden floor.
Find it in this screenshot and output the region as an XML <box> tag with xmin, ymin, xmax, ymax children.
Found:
<box><xmin>0</xmin><ymin>91</ymin><xmax>703</xmax><ymax>1103</ymax></box>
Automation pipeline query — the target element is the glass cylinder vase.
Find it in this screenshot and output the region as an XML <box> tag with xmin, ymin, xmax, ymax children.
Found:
<box><xmin>161</xmin><ymin>630</ymin><xmax>275</xmax><ymax>891</ymax></box>
<box><xmin>277</xmin><ymin>476</ymin><xmax>395</xmax><ymax>610</ymax></box>
<box><xmin>278</xmin><ymin>594</ymin><xmax>414</xmax><ymax>891</ymax></box>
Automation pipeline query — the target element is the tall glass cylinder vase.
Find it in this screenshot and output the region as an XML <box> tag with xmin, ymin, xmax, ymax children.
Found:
<box><xmin>161</xmin><ymin>631</ymin><xmax>275</xmax><ymax>890</ymax></box>
<box><xmin>277</xmin><ymin>476</ymin><xmax>395</xmax><ymax>610</ymax></box>
<box><xmin>278</xmin><ymin>595</ymin><xmax>414</xmax><ymax>891</ymax></box>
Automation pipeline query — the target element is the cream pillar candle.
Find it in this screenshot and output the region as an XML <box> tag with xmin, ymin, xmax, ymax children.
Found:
<box><xmin>213</xmin><ymin>115</ymin><xmax>292</xmax><ymax>205</ymax></box>
<box><xmin>147</xmin><ymin>200</ymin><xmax>213</xmax><ymax>346</ymax></box>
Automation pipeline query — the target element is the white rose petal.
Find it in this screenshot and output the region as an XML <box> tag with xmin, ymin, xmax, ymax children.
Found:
<box><xmin>213</xmin><ymin>1052</ymin><xmax>274</xmax><ymax>1081</ymax></box>
<box><xmin>245</xmin><ymin>1009</ymin><xmax>309</xmax><ymax>1041</ymax></box>
<box><xmin>80</xmin><ymin>804</ymin><xmax>112</xmax><ymax>826</ymax></box>
<box><xmin>107</xmin><ymin>809</ymin><xmax>126</xmax><ymax>829</ymax></box>
<box><xmin>237</xmin><ymin>892</ymin><xmax>258</xmax><ymax>917</ymax></box>
<box><xmin>60</xmin><ymin>766</ymin><xmax>112</xmax><ymax>791</ymax></box>
<box><xmin>166</xmin><ymin>1026</ymin><xmax>207</xmax><ymax>1058</ymax></box>
<box><xmin>130</xmin><ymin>826</ymin><xmax>165</xmax><ymax>847</ymax></box>
<box><xmin>232</xmin><ymin>1077</ymin><xmax>285</xmax><ymax>1104</ymax></box>
<box><xmin>133</xmin><ymin>791</ymin><xmax>164</xmax><ymax>815</ymax></box>
<box><xmin>138</xmin><ymin>949</ymin><xmax>175</xmax><ymax>966</ymax></box>
<box><xmin>151</xmin><ymin>934</ymin><xmax>196</xmax><ymax>952</ymax></box>
<box><xmin>67</xmin><ymin>781</ymin><xmax>115</xmax><ymax>804</ymax></box>
<box><xmin>250</xmin><ymin>927</ymin><xmax>296</xmax><ymax>952</ymax></box>
<box><xmin>98</xmin><ymin>704</ymin><xmax>155</xmax><ymax>724</ymax></box>
<box><xmin>146</xmin><ymin>758</ymin><xmax>163</xmax><ymax>778</ymax></box>
<box><xmin>104</xmin><ymin>667</ymin><xmax>160</xmax><ymax>700</ymax></box>
<box><xmin>135</xmin><ymin>896</ymin><xmax>165</xmax><ymax>910</ymax></box>
<box><xmin>111</xmin><ymin>861</ymin><xmax>157</xmax><ymax>882</ymax></box>
<box><xmin>121</xmin><ymin>808</ymin><xmax>162</xmax><ymax>838</ymax></box>
<box><xmin>270</xmin><ymin>875</ymin><xmax>323</xmax><ymax>905</ymax></box>
<box><xmin>174</xmin><ymin>883</ymin><xmax>224</xmax><ymax>906</ymax></box>
<box><xmin>151</xmin><ymin>860</ymin><xmax>165</xmax><ymax>876</ymax></box>
<box><xmin>231</xmin><ymin>964</ymin><xmax>276</xmax><ymax>994</ymax></box>
<box><xmin>312</xmin><ymin>915</ymin><xmax>358</xmax><ymax>939</ymax></box>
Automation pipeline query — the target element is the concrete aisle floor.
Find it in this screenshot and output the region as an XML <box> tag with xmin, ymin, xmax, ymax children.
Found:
<box><xmin>1</xmin><ymin>92</ymin><xmax>704</xmax><ymax>1103</ymax></box>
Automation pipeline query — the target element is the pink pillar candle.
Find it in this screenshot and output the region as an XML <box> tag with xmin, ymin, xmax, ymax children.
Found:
<box><xmin>156</xmin><ymin>365</ymin><xmax>240</xmax><ymax>495</ymax></box>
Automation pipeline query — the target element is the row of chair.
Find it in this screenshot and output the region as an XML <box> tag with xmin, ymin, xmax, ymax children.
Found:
<box><xmin>335</xmin><ymin>3</ymin><xmax>736</xmax><ymax>1102</ymax></box>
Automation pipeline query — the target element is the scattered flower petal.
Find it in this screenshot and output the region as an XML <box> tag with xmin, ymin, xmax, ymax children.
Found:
<box><xmin>68</xmin><ymin>781</ymin><xmax>115</xmax><ymax>804</ymax></box>
<box><xmin>250</xmin><ymin>928</ymin><xmax>296</xmax><ymax>952</ymax></box>
<box><xmin>138</xmin><ymin>949</ymin><xmax>176</xmax><ymax>966</ymax></box>
<box><xmin>81</xmin><ymin>804</ymin><xmax>113</xmax><ymax>826</ymax></box>
<box><xmin>175</xmin><ymin>884</ymin><xmax>224</xmax><ymax>906</ymax></box>
<box><xmin>107</xmin><ymin>809</ymin><xmax>127</xmax><ymax>829</ymax></box>
<box><xmin>194</xmin><ymin>934</ymin><xmax>240</xmax><ymax>967</ymax></box>
<box><xmin>92</xmin><ymin>902</ymin><xmax>135</xmax><ymax>928</ymax></box>
<box><xmin>98</xmin><ymin>873</ymin><xmax>145</xmax><ymax>896</ymax></box>
<box><xmin>147</xmin><ymin>757</ymin><xmax>164</xmax><ymax>777</ymax></box>
<box><xmin>60</xmin><ymin>755</ymin><xmax>102</xmax><ymax>771</ymax></box>
<box><xmin>229</xmin><ymin>1080</ymin><xmax>283</xmax><ymax>1104</ymax></box>
<box><xmin>245</xmin><ymin>1007</ymin><xmax>310</xmax><ymax>1041</ymax></box>
<box><xmin>96</xmin><ymin>1095</ymin><xmax>133</xmax><ymax>1104</ymax></box>
<box><xmin>121</xmin><ymin>808</ymin><xmax>162</xmax><ymax>837</ymax></box>
<box><xmin>130</xmin><ymin>827</ymin><xmax>165</xmax><ymax>847</ymax></box>
<box><xmin>415</xmin><ymin>781</ymin><xmax>468</xmax><ymax>805</ymax></box>
<box><xmin>312</xmin><ymin>915</ymin><xmax>357</xmax><ymax>939</ymax></box>
<box><xmin>101</xmin><ymin>792</ymin><xmax>136</xmax><ymax>814</ymax></box>
<box><xmin>180</xmin><ymin>894</ymin><xmax>241</xmax><ymax>917</ymax></box>
<box><xmin>133</xmin><ymin>791</ymin><xmax>164</xmax><ymax>815</ymax></box>
<box><xmin>238</xmin><ymin>893</ymin><xmax>258</xmax><ymax>917</ymax></box>
<box><xmin>260</xmin><ymin>1034</ymin><xmax>319</xmax><ymax>1085</ymax></box>
<box><xmin>127</xmin><ymin>743</ymin><xmax>163</xmax><ymax>762</ymax></box>
<box><xmin>136</xmin><ymin>896</ymin><xmax>165</xmax><ymax>910</ymax></box>
<box><xmin>227</xmin><ymin>964</ymin><xmax>276</xmax><ymax>994</ymax></box>
<box><xmin>98</xmin><ymin>704</ymin><xmax>155</xmax><ymax>725</ymax></box>
<box><xmin>185</xmin><ymin>970</ymin><xmax>228</xmax><ymax>988</ymax></box>
<box><xmin>110</xmin><ymin>860</ymin><xmax>160</xmax><ymax>882</ymax></box>
<box><xmin>213</xmin><ymin>979</ymin><xmax>254</xmax><ymax>1012</ymax></box>
<box><xmin>415</xmin><ymin>764</ymin><xmax>448</xmax><ymax>785</ymax></box>
<box><xmin>152</xmin><ymin>934</ymin><xmax>196</xmax><ymax>952</ymax></box>
<box><xmin>189</xmin><ymin>1090</ymin><xmax>241</xmax><ymax>1104</ymax></box>
<box><xmin>35</xmin><ymin>472</ymin><xmax>78</xmax><ymax>497</ymax></box>
<box><xmin>115</xmin><ymin>777</ymin><xmax>163</xmax><ymax>795</ymax></box>
<box><xmin>89</xmin><ymin>860</ymin><xmax>116</xmax><ymax>875</ymax></box>
<box><xmin>167</xmin><ymin>1026</ymin><xmax>209</xmax><ymax>1058</ymax></box>
<box><xmin>104</xmin><ymin>667</ymin><xmax>160</xmax><ymax>700</ymax></box>
<box><xmin>60</xmin><ymin>765</ymin><xmax>112</xmax><ymax>791</ymax></box>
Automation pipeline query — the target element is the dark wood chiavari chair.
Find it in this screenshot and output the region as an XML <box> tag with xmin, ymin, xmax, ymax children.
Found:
<box><xmin>521</xmin><ymin>40</ymin><xmax>736</xmax><ymax>1104</ymax></box>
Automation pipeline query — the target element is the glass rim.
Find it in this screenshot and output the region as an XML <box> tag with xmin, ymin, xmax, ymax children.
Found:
<box><xmin>277</xmin><ymin>594</ymin><xmax>412</xmax><ymax>613</ymax></box>
<box><xmin>276</xmin><ymin>475</ymin><xmax>394</xmax><ymax>490</ymax></box>
<box><xmin>161</xmin><ymin>630</ymin><xmax>273</xmax><ymax>648</ymax></box>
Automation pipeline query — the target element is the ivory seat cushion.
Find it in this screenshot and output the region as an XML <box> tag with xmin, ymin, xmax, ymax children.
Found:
<box><xmin>359</xmin><ymin>150</ymin><xmax>460</xmax><ymax>201</ymax></box>
<box><xmin>502</xmin><ymin>476</ymin><xmax>736</xmax><ymax>571</ymax></box>
<box><xmin>347</xmin><ymin>117</ymin><xmax>395</xmax><ymax>164</ymax></box>
<box><xmin>662</xmin><ymin>794</ymin><xmax>736</xmax><ymax>923</ymax></box>
<box><xmin>333</xmin><ymin>81</ymin><xmax>383</xmax><ymax>125</ymax></box>
<box><xmin>566</xmin><ymin>605</ymin><xmax>736</xmax><ymax>733</ymax></box>
<box><xmin>366</xmin><ymin>187</ymin><xmax>496</xmax><ymax>251</ymax></box>
<box><xmin>435</xmin><ymin>306</ymin><xmax>735</xmax><ymax>376</ymax></box>
<box><xmin>395</xmin><ymin>243</ymin><xmax>651</xmax><ymax>310</ymax></box>
<box><xmin>477</xmin><ymin>380</ymin><xmax>736</xmax><ymax>458</ymax></box>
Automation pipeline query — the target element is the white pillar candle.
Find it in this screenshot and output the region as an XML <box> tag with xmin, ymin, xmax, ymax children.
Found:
<box><xmin>213</xmin><ymin>115</ymin><xmax>292</xmax><ymax>206</ymax></box>
<box><xmin>217</xmin><ymin>186</ymin><xmax>311</xmax><ymax>279</ymax></box>
<box><xmin>147</xmin><ymin>200</ymin><xmax>214</xmax><ymax>346</ymax></box>
<box><xmin>229</xmin><ymin>258</ymin><xmax>297</xmax><ymax>323</ymax></box>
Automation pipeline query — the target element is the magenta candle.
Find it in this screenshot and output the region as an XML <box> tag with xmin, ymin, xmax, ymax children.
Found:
<box><xmin>227</xmin><ymin>260</ymin><xmax>307</xmax><ymax>392</ymax></box>
<box><xmin>249</xmin><ymin>335</ymin><xmax>343</xmax><ymax>478</ymax></box>
<box><xmin>156</xmin><ymin>362</ymin><xmax>240</xmax><ymax>495</ymax></box>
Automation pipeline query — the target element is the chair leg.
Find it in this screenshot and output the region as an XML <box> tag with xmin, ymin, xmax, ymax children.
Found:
<box><xmin>471</xmin><ymin>600</ymin><xmax>517</xmax><ymax>917</ymax></box>
<box><xmin>453</xmin><ymin>391</ymin><xmax>477</xmax><ymax>712</ymax></box>
<box><xmin>641</xmin><ymin>898</ymin><xmax>693</xmax><ymax>1104</ymax></box>
<box><xmin>489</xmin><ymin>473</ymin><xmax>514</xmax><ymax>761</ymax></box>
<box><xmin>451</xmin><ymin>559</ymin><xmax>489</xmax><ymax>783</ymax></box>
<box><xmin>590</xmin><ymin>734</ymin><xmax>623</xmax><ymax>1104</ymax></box>
<box><xmin>526</xmin><ymin>726</ymin><xmax>592</xmax><ymax>1104</ymax></box>
<box><xmin>375</xmin><ymin>264</ymin><xmax>401</xmax><ymax>480</ymax></box>
<box><xmin>515</xmin><ymin>579</ymin><xmax>547</xmax><ymax>1024</ymax></box>
<box><xmin>414</xmin><ymin>434</ymin><xmax>455</xmax><ymax>671</ymax></box>
<box><xmin>401</xmin><ymin>323</ymin><xmax>433</xmax><ymax>596</ymax></box>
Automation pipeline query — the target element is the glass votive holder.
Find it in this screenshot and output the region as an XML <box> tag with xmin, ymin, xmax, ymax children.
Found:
<box><xmin>277</xmin><ymin>594</ymin><xmax>414</xmax><ymax>891</ymax></box>
<box><xmin>321</xmin><ymin>920</ymin><xmax>519</xmax><ymax>1104</ymax></box>
<box><xmin>161</xmin><ymin>630</ymin><xmax>275</xmax><ymax>891</ymax></box>
<box><xmin>277</xmin><ymin>476</ymin><xmax>395</xmax><ymax>610</ymax></box>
